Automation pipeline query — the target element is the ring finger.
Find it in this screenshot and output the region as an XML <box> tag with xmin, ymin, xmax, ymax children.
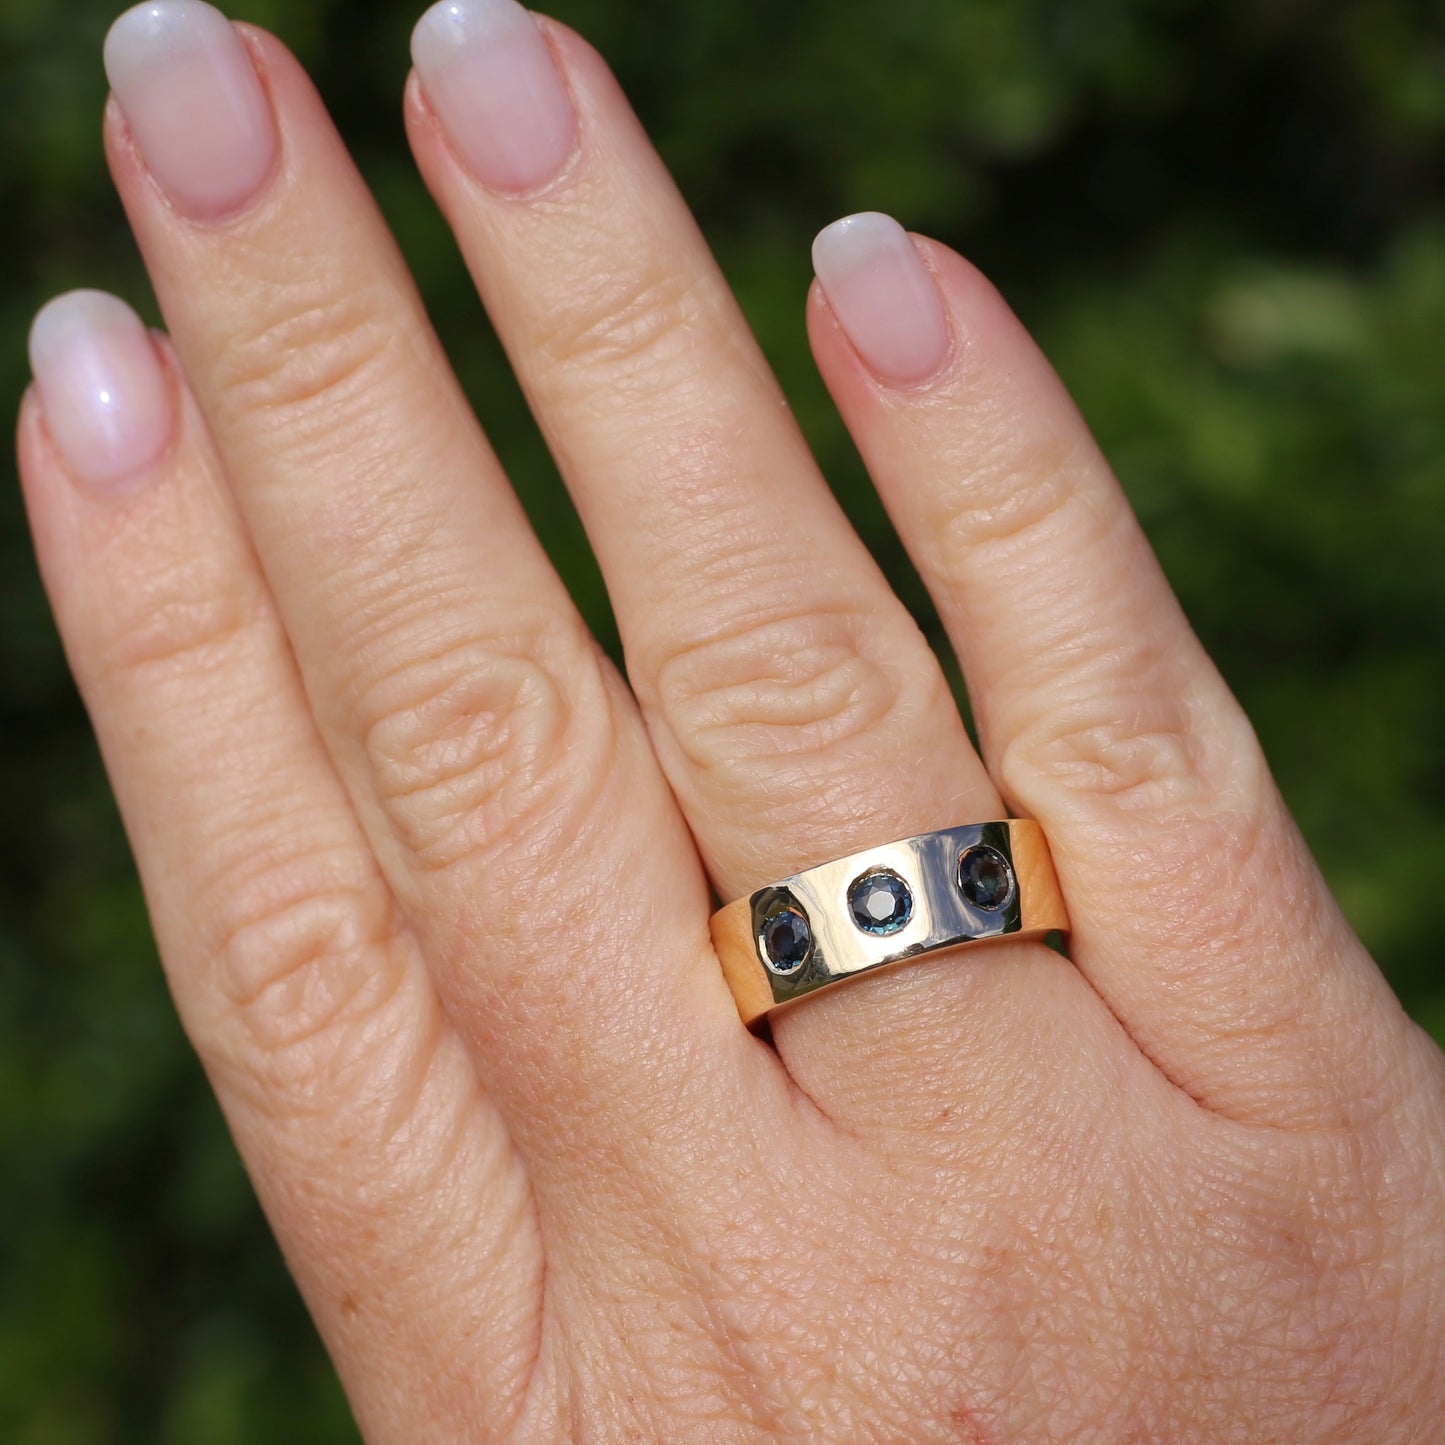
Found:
<box><xmin>403</xmin><ymin>1</ymin><xmax>1130</xmax><ymax>1124</ymax></box>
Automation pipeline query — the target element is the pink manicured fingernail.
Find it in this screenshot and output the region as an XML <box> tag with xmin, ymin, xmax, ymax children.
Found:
<box><xmin>104</xmin><ymin>1</ymin><xmax>278</xmax><ymax>220</ymax></box>
<box><xmin>411</xmin><ymin>0</ymin><xmax>578</xmax><ymax>195</ymax></box>
<box><xmin>812</xmin><ymin>213</ymin><xmax>951</xmax><ymax>385</ymax></box>
<box><xmin>28</xmin><ymin>291</ymin><xmax>174</xmax><ymax>495</ymax></box>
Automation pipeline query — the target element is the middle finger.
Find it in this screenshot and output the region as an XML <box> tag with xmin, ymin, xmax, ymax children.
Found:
<box><xmin>100</xmin><ymin>1</ymin><xmax>747</xmax><ymax>1187</ymax></box>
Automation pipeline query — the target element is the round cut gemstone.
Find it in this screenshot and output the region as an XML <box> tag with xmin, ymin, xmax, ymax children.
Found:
<box><xmin>760</xmin><ymin>905</ymin><xmax>812</xmax><ymax>974</ymax></box>
<box><xmin>848</xmin><ymin>869</ymin><xmax>913</xmax><ymax>936</ymax></box>
<box><xmin>958</xmin><ymin>845</ymin><xmax>1015</xmax><ymax>910</ymax></box>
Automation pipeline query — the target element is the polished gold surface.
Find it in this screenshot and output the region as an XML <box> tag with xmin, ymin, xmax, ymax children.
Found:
<box><xmin>709</xmin><ymin>821</ymin><xmax>1070</xmax><ymax>1025</ymax></box>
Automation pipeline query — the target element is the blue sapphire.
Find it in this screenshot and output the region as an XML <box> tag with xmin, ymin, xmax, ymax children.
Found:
<box><xmin>958</xmin><ymin>845</ymin><xmax>1014</xmax><ymax>910</ymax></box>
<box><xmin>848</xmin><ymin>869</ymin><xmax>913</xmax><ymax>936</ymax></box>
<box><xmin>761</xmin><ymin>906</ymin><xmax>812</xmax><ymax>973</ymax></box>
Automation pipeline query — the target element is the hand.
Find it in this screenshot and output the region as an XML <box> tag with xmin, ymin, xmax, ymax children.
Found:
<box><xmin>19</xmin><ymin>1</ymin><xmax>1445</xmax><ymax>1438</ymax></box>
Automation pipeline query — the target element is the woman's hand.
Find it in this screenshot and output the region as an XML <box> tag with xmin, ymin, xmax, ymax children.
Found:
<box><xmin>19</xmin><ymin>1</ymin><xmax>1445</xmax><ymax>1438</ymax></box>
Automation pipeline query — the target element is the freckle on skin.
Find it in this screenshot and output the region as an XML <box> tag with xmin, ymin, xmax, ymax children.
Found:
<box><xmin>946</xmin><ymin>1397</ymin><xmax>1000</xmax><ymax>1445</ymax></box>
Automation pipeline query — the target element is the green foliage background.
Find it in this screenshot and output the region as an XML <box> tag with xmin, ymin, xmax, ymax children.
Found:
<box><xmin>2</xmin><ymin>0</ymin><xmax>1443</xmax><ymax>1437</ymax></box>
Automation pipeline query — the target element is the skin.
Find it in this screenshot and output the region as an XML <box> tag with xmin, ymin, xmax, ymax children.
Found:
<box><xmin>17</xmin><ymin>14</ymin><xmax>1445</xmax><ymax>1444</ymax></box>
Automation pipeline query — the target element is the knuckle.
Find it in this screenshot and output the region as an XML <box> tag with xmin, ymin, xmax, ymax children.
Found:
<box><xmin>212</xmin><ymin>278</ymin><xmax>399</xmax><ymax>444</ymax></box>
<box><xmin>202</xmin><ymin>851</ymin><xmax>414</xmax><ymax>1092</ymax></box>
<box><xmin>359</xmin><ymin>621</ymin><xmax>611</xmax><ymax>873</ymax></box>
<box><xmin>648</xmin><ymin>606</ymin><xmax>942</xmax><ymax>808</ymax></box>
<box><xmin>98</xmin><ymin>565</ymin><xmax>271</xmax><ymax>681</ymax></box>
<box><xmin>997</xmin><ymin>687</ymin><xmax>1302</xmax><ymax>963</ymax></box>
<box><xmin>995</xmin><ymin>664</ymin><xmax>1269</xmax><ymax>819</ymax></box>
<box><xmin>932</xmin><ymin>429</ymin><xmax>1097</xmax><ymax>569</ymax></box>
<box><xmin>533</xmin><ymin>259</ymin><xmax>711</xmax><ymax>397</ymax></box>
<box><xmin>997</xmin><ymin>691</ymin><xmax>1212</xmax><ymax>816</ymax></box>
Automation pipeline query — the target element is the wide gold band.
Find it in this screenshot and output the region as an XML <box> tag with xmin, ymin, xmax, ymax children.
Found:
<box><xmin>710</xmin><ymin>820</ymin><xmax>1069</xmax><ymax>1025</ymax></box>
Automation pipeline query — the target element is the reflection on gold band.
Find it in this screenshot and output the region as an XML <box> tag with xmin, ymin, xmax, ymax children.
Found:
<box><xmin>709</xmin><ymin>821</ymin><xmax>1069</xmax><ymax>1025</ymax></box>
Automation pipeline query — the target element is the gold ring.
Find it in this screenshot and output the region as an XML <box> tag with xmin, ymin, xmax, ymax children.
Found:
<box><xmin>709</xmin><ymin>821</ymin><xmax>1069</xmax><ymax>1024</ymax></box>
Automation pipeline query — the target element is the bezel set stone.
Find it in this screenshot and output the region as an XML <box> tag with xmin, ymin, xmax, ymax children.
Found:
<box><xmin>957</xmin><ymin>844</ymin><xmax>1016</xmax><ymax>911</ymax></box>
<box><xmin>847</xmin><ymin>867</ymin><xmax>913</xmax><ymax>936</ymax></box>
<box><xmin>758</xmin><ymin>898</ymin><xmax>813</xmax><ymax>975</ymax></box>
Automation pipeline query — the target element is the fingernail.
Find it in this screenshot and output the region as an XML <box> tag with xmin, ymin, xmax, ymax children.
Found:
<box><xmin>104</xmin><ymin>1</ymin><xmax>278</xmax><ymax>220</ymax></box>
<box><xmin>411</xmin><ymin>0</ymin><xmax>578</xmax><ymax>195</ymax></box>
<box><xmin>28</xmin><ymin>291</ymin><xmax>175</xmax><ymax>495</ymax></box>
<box><xmin>812</xmin><ymin>213</ymin><xmax>951</xmax><ymax>385</ymax></box>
